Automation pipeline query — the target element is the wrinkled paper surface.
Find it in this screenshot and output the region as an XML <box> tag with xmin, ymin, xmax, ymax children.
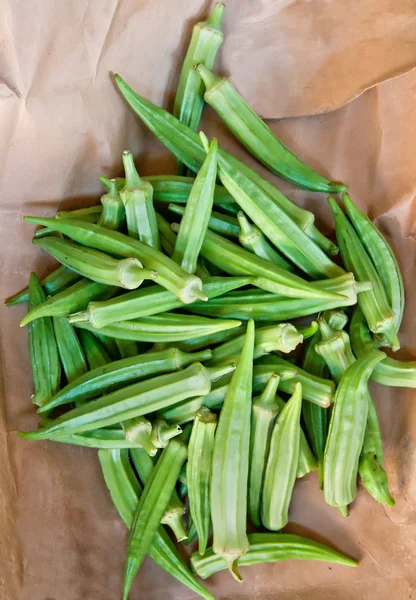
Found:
<box><xmin>1</xmin><ymin>1</ymin><xmax>416</xmax><ymax>599</ymax></box>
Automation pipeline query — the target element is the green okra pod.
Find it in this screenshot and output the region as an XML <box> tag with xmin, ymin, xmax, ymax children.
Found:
<box><xmin>350</xmin><ymin>306</ymin><xmax>416</xmax><ymax>387</ymax></box>
<box><xmin>33</xmin><ymin>236</ymin><xmax>157</xmax><ymax>290</ymax></box>
<box><xmin>173</xmin><ymin>323</ymin><xmax>245</xmax><ymax>352</ymax></box>
<box><xmin>173</xmin><ymin>2</ymin><xmax>225</xmax><ymax>132</ymax></box>
<box><xmin>22</xmin><ymin>362</ymin><xmax>234</xmax><ymax>438</ymax></box>
<box><xmin>150</xmin><ymin>420</ymin><xmax>183</xmax><ymax>449</ymax></box>
<box><xmin>169</xmin><ymin>203</ymin><xmax>240</xmax><ymax>238</ymax></box>
<box><xmin>262</xmin><ymin>382</ymin><xmax>302</xmax><ymax>531</ymax></box>
<box><xmin>27</xmin><ymin>273</ymin><xmax>61</xmax><ymax>406</ymax></box>
<box><xmin>53</xmin><ymin>316</ymin><xmax>88</xmax><ymax>383</ymax></box>
<box><xmin>97</xmin><ymin>178</ymin><xmax>125</xmax><ymax>230</ymax></box>
<box><xmin>77</xmin><ymin>328</ymin><xmax>112</xmax><ymax>370</ymax></box>
<box><xmin>190</xmin><ymin>532</ymin><xmax>357</xmax><ymax>579</ymax></box>
<box><xmin>120</xmin><ymin>151</ymin><xmax>160</xmax><ymax>249</ymax></box>
<box><xmin>248</xmin><ymin>374</ymin><xmax>280</xmax><ymax>528</ymax></box>
<box><xmin>171</xmin><ymin>135</ymin><xmax>218</xmax><ymax>273</ymax></box>
<box><xmin>122</xmin><ymin>440</ymin><xmax>188</xmax><ymax>600</ymax></box>
<box><xmin>316</xmin><ymin>317</ymin><xmax>356</xmax><ymax>385</ymax></box>
<box><xmin>21</xmin><ymin>278</ymin><xmax>117</xmax><ymax>327</ymax></box>
<box><xmin>187</xmin><ymin>407</ymin><xmax>217</xmax><ymax>555</ymax></box>
<box><xmin>50</xmin><ymin>427</ymin><xmax>156</xmax><ymax>450</ymax></box>
<box><xmin>343</xmin><ymin>193</ymin><xmax>404</xmax><ymax>332</ymax></box>
<box><xmin>56</xmin><ymin>206</ymin><xmax>102</xmax><ymax>220</ymax></box>
<box><xmin>115</xmin><ymin>339</ymin><xmax>139</xmax><ymax>359</ymax></box>
<box><xmin>99</xmin><ymin>449</ymin><xmax>213</xmax><ymax>600</ymax></box>
<box><xmin>5</xmin><ymin>266</ymin><xmax>81</xmax><ymax>306</ymax></box>
<box><xmin>323</xmin><ymin>350</ymin><xmax>386</xmax><ymax>507</ymax></box>
<box><xmin>328</xmin><ymin>197</ymin><xmax>399</xmax><ymax>350</ymax></box>
<box><xmin>211</xmin><ymin>319</ymin><xmax>255</xmax><ymax>580</ymax></box>
<box><xmin>324</xmin><ymin>309</ymin><xmax>348</xmax><ymax>331</ymax></box>
<box><xmin>122</xmin><ymin>416</ymin><xmax>157</xmax><ymax>457</ymax></box>
<box><xmin>38</xmin><ymin>347</ymin><xmax>212</xmax><ymax>413</ymax></box>
<box><xmin>93</xmin><ymin>331</ymin><xmax>121</xmax><ymax>361</ymax></box>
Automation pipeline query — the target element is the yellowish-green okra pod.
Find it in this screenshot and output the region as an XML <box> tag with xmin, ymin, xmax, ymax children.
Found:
<box><xmin>248</xmin><ymin>374</ymin><xmax>280</xmax><ymax>528</ymax></box>
<box><xmin>187</xmin><ymin>407</ymin><xmax>217</xmax><ymax>555</ymax></box>
<box><xmin>28</xmin><ymin>272</ymin><xmax>61</xmax><ymax>406</ymax></box>
<box><xmin>262</xmin><ymin>382</ymin><xmax>302</xmax><ymax>531</ymax></box>
<box><xmin>53</xmin><ymin>316</ymin><xmax>88</xmax><ymax>383</ymax></box>
<box><xmin>172</xmin><ymin>135</ymin><xmax>218</xmax><ymax>273</ymax></box>
<box><xmin>169</xmin><ymin>203</ymin><xmax>240</xmax><ymax>238</ymax></box>
<box><xmin>97</xmin><ymin>178</ymin><xmax>125</xmax><ymax>231</ymax></box>
<box><xmin>77</xmin><ymin>328</ymin><xmax>112</xmax><ymax>370</ymax></box>
<box><xmin>211</xmin><ymin>319</ymin><xmax>255</xmax><ymax>580</ymax></box>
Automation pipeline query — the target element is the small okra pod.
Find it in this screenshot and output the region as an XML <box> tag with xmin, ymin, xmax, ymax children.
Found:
<box><xmin>122</xmin><ymin>440</ymin><xmax>188</xmax><ymax>600</ymax></box>
<box><xmin>169</xmin><ymin>203</ymin><xmax>240</xmax><ymax>238</ymax></box>
<box><xmin>211</xmin><ymin>319</ymin><xmax>255</xmax><ymax>581</ymax></box>
<box><xmin>22</xmin><ymin>362</ymin><xmax>235</xmax><ymax>439</ymax></box>
<box><xmin>71</xmin><ymin>313</ymin><xmax>242</xmax><ymax>343</ymax></box>
<box><xmin>248</xmin><ymin>374</ymin><xmax>280</xmax><ymax>528</ymax></box>
<box><xmin>237</xmin><ymin>211</ymin><xmax>295</xmax><ymax>272</ymax></box>
<box><xmin>343</xmin><ymin>192</ymin><xmax>404</xmax><ymax>332</ymax></box>
<box><xmin>122</xmin><ymin>416</ymin><xmax>157</xmax><ymax>457</ymax></box>
<box><xmin>262</xmin><ymin>382</ymin><xmax>302</xmax><ymax>531</ymax></box>
<box><xmin>97</xmin><ymin>178</ymin><xmax>125</xmax><ymax>231</ymax></box>
<box><xmin>350</xmin><ymin>306</ymin><xmax>416</xmax><ymax>388</ymax></box>
<box><xmin>21</xmin><ymin>278</ymin><xmax>117</xmax><ymax>327</ymax></box>
<box><xmin>187</xmin><ymin>406</ymin><xmax>217</xmax><ymax>555</ymax></box>
<box><xmin>190</xmin><ymin>532</ymin><xmax>357</xmax><ymax>579</ymax></box>
<box><xmin>120</xmin><ymin>151</ymin><xmax>160</xmax><ymax>249</ymax></box>
<box><xmin>150</xmin><ymin>420</ymin><xmax>183</xmax><ymax>448</ymax></box>
<box><xmin>38</xmin><ymin>347</ymin><xmax>212</xmax><ymax>413</ymax></box>
<box><xmin>195</xmin><ymin>64</ymin><xmax>347</xmax><ymax>194</ymax></box>
<box><xmin>28</xmin><ymin>273</ymin><xmax>61</xmax><ymax>406</ymax></box>
<box><xmin>33</xmin><ymin>236</ymin><xmax>158</xmax><ymax>290</ymax></box>
<box><xmin>323</xmin><ymin>350</ymin><xmax>386</xmax><ymax>507</ymax></box>
<box><xmin>130</xmin><ymin>447</ymin><xmax>187</xmax><ymax>543</ymax></box>
<box><xmin>173</xmin><ymin>3</ymin><xmax>225</xmax><ymax>132</ymax></box>
<box><xmin>328</xmin><ymin>197</ymin><xmax>399</xmax><ymax>350</ymax></box>
<box><xmin>99</xmin><ymin>449</ymin><xmax>213</xmax><ymax>600</ymax></box>
<box><xmin>5</xmin><ymin>266</ymin><xmax>81</xmax><ymax>306</ymax></box>
<box><xmin>53</xmin><ymin>316</ymin><xmax>88</xmax><ymax>383</ymax></box>
<box><xmin>77</xmin><ymin>329</ymin><xmax>112</xmax><ymax>370</ymax></box>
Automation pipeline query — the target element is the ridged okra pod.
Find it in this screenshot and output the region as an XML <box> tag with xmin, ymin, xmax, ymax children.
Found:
<box><xmin>211</xmin><ymin>320</ymin><xmax>255</xmax><ymax>580</ymax></box>
<box><xmin>248</xmin><ymin>374</ymin><xmax>280</xmax><ymax>527</ymax></box>
<box><xmin>169</xmin><ymin>203</ymin><xmax>240</xmax><ymax>238</ymax></box>
<box><xmin>187</xmin><ymin>407</ymin><xmax>217</xmax><ymax>555</ymax></box>
<box><xmin>99</xmin><ymin>449</ymin><xmax>213</xmax><ymax>600</ymax></box>
<box><xmin>53</xmin><ymin>316</ymin><xmax>88</xmax><ymax>383</ymax></box>
<box><xmin>120</xmin><ymin>151</ymin><xmax>160</xmax><ymax>249</ymax></box>
<box><xmin>195</xmin><ymin>64</ymin><xmax>346</xmax><ymax>193</ymax></box>
<box><xmin>315</xmin><ymin>317</ymin><xmax>355</xmax><ymax>384</ymax></box>
<box><xmin>262</xmin><ymin>382</ymin><xmax>302</xmax><ymax>531</ymax></box>
<box><xmin>97</xmin><ymin>178</ymin><xmax>125</xmax><ymax>230</ymax></box>
<box><xmin>323</xmin><ymin>350</ymin><xmax>386</xmax><ymax>507</ymax></box>
<box><xmin>24</xmin><ymin>217</ymin><xmax>206</xmax><ymax>304</ymax></box>
<box><xmin>27</xmin><ymin>272</ymin><xmax>61</xmax><ymax>406</ymax></box>
<box><xmin>190</xmin><ymin>532</ymin><xmax>357</xmax><ymax>578</ymax></box>
<box><xmin>5</xmin><ymin>265</ymin><xmax>81</xmax><ymax>306</ymax></box>
<box><xmin>328</xmin><ymin>198</ymin><xmax>399</xmax><ymax>350</ymax></box>
<box><xmin>77</xmin><ymin>329</ymin><xmax>112</xmax><ymax>370</ymax></box>
<box><xmin>173</xmin><ymin>3</ymin><xmax>225</xmax><ymax>132</ymax></box>
<box><xmin>122</xmin><ymin>439</ymin><xmax>188</xmax><ymax>600</ymax></box>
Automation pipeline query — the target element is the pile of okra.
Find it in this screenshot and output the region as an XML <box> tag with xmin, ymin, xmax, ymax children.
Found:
<box><xmin>8</xmin><ymin>4</ymin><xmax>414</xmax><ymax>599</ymax></box>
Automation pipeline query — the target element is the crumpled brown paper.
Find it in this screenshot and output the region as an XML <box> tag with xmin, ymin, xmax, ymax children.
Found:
<box><xmin>1</xmin><ymin>1</ymin><xmax>416</xmax><ymax>599</ymax></box>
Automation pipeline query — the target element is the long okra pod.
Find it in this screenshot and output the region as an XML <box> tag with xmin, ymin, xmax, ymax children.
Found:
<box><xmin>33</xmin><ymin>236</ymin><xmax>157</xmax><ymax>290</ymax></box>
<box><xmin>248</xmin><ymin>375</ymin><xmax>280</xmax><ymax>528</ymax></box>
<box><xmin>5</xmin><ymin>266</ymin><xmax>81</xmax><ymax>306</ymax></box>
<box><xmin>187</xmin><ymin>407</ymin><xmax>217</xmax><ymax>555</ymax></box>
<box><xmin>323</xmin><ymin>350</ymin><xmax>386</xmax><ymax>507</ymax></box>
<box><xmin>173</xmin><ymin>3</ymin><xmax>225</xmax><ymax>132</ymax></box>
<box><xmin>171</xmin><ymin>135</ymin><xmax>218</xmax><ymax>273</ymax></box>
<box><xmin>123</xmin><ymin>440</ymin><xmax>188</xmax><ymax>600</ymax></box>
<box><xmin>343</xmin><ymin>193</ymin><xmax>404</xmax><ymax>331</ymax></box>
<box><xmin>97</xmin><ymin>179</ymin><xmax>125</xmax><ymax>230</ymax></box>
<box><xmin>190</xmin><ymin>532</ymin><xmax>357</xmax><ymax>579</ymax></box>
<box><xmin>53</xmin><ymin>316</ymin><xmax>88</xmax><ymax>383</ymax></box>
<box><xmin>99</xmin><ymin>449</ymin><xmax>213</xmax><ymax>600</ymax></box>
<box><xmin>120</xmin><ymin>151</ymin><xmax>160</xmax><ymax>249</ymax></box>
<box><xmin>211</xmin><ymin>320</ymin><xmax>255</xmax><ymax>580</ymax></box>
<box><xmin>53</xmin><ymin>427</ymin><xmax>156</xmax><ymax>450</ymax></box>
<box><xmin>328</xmin><ymin>198</ymin><xmax>399</xmax><ymax>350</ymax></box>
<box><xmin>21</xmin><ymin>362</ymin><xmax>234</xmax><ymax>438</ymax></box>
<box><xmin>28</xmin><ymin>273</ymin><xmax>61</xmax><ymax>406</ymax></box>
<box><xmin>169</xmin><ymin>203</ymin><xmax>240</xmax><ymax>238</ymax></box>
<box><xmin>262</xmin><ymin>382</ymin><xmax>302</xmax><ymax>531</ymax></box>
<box><xmin>24</xmin><ymin>217</ymin><xmax>206</xmax><ymax>304</ymax></box>
<box><xmin>195</xmin><ymin>64</ymin><xmax>346</xmax><ymax>193</ymax></box>
<box><xmin>77</xmin><ymin>329</ymin><xmax>112</xmax><ymax>370</ymax></box>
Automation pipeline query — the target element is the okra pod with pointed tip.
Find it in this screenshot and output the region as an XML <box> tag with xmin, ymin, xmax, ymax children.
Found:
<box><xmin>53</xmin><ymin>316</ymin><xmax>88</xmax><ymax>383</ymax></box>
<box><xmin>97</xmin><ymin>178</ymin><xmax>125</xmax><ymax>230</ymax></box>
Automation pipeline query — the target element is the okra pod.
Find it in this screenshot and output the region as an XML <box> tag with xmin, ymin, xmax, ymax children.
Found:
<box><xmin>316</xmin><ymin>317</ymin><xmax>355</xmax><ymax>384</ymax></box>
<box><xmin>323</xmin><ymin>350</ymin><xmax>386</xmax><ymax>507</ymax></box>
<box><xmin>324</xmin><ymin>309</ymin><xmax>348</xmax><ymax>331</ymax></box>
<box><xmin>150</xmin><ymin>420</ymin><xmax>182</xmax><ymax>448</ymax></box>
<box><xmin>122</xmin><ymin>416</ymin><xmax>157</xmax><ymax>456</ymax></box>
<box><xmin>248</xmin><ymin>374</ymin><xmax>280</xmax><ymax>527</ymax></box>
<box><xmin>190</xmin><ymin>532</ymin><xmax>357</xmax><ymax>579</ymax></box>
<box><xmin>93</xmin><ymin>331</ymin><xmax>121</xmax><ymax>361</ymax></box>
<box><xmin>187</xmin><ymin>407</ymin><xmax>217</xmax><ymax>555</ymax></box>
<box><xmin>5</xmin><ymin>266</ymin><xmax>81</xmax><ymax>306</ymax></box>
<box><xmin>262</xmin><ymin>382</ymin><xmax>302</xmax><ymax>531</ymax></box>
<box><xmin>50</xmin><ymin>427</ymin><xmax>155</xmax><ymax>450</ymax></box>
<box><xmin>173</xmin><ymin>323</ymin><xmax>245</xmax><ymax>352</ymax></box>
<box><xmin>99</xmin><ymin>449</ymin><xmax>213</xmax><ymax>600</ymax></box>
<box><xmin>22</xmin><ymin>362</ymin><xmax>234</xmax><ymax>438</ymax></box>
<box><xmin>173</xmin><ymin>2</ymin><xmax>225</xmax><ymax>132</ymax></box>
<box><xmin>97</xmin><ymin>178</ymin><xmax>125</xmax><ymax>230</ymax></box>
<box><xmin>57</xmin><ymin>206</ymin><xmax>103</xmax><ymax>220</ymax></box>
<box><xmin>53</xmin><ymin>316</ymin><xmax>88</xmax><ymax>383</ymax></box>
<box><xmin>122</xmin><ymin>439</ymin><xmax>188</xmax><ymax>600</ymax></box>
<box><xmin>38</xmin><ymin>347</ymin><xmax>213</xmax><ymax>413</ymax></box>
<box><xmin>115</xmin><ymin>338</ymin><xmax>139</xmax><ymax>360</ymax></box>
<box><xmin>211</xmin><ymin>320</ymin><xmax>255</xmax><ymax>580</ymax></box>
<box><xmin>78</xmin><ymin>329</ymin><xmax>112</xmax><ymax>370</ymax></box>
<box><xmin>169</xmin><ymin>203</ymin><xmax>240</xmax><ymax>238</ymax></box>
<box><xmin>27</xmin><ymin>273</ymin><xmax>61</xmax><ymax>406</ymax></box>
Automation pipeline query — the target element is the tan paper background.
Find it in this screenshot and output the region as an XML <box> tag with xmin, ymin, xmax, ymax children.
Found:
<box><xmin>1</xmin><ymin>1</ymin><xmax>416</xmax><ymax>598</ymax></box>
